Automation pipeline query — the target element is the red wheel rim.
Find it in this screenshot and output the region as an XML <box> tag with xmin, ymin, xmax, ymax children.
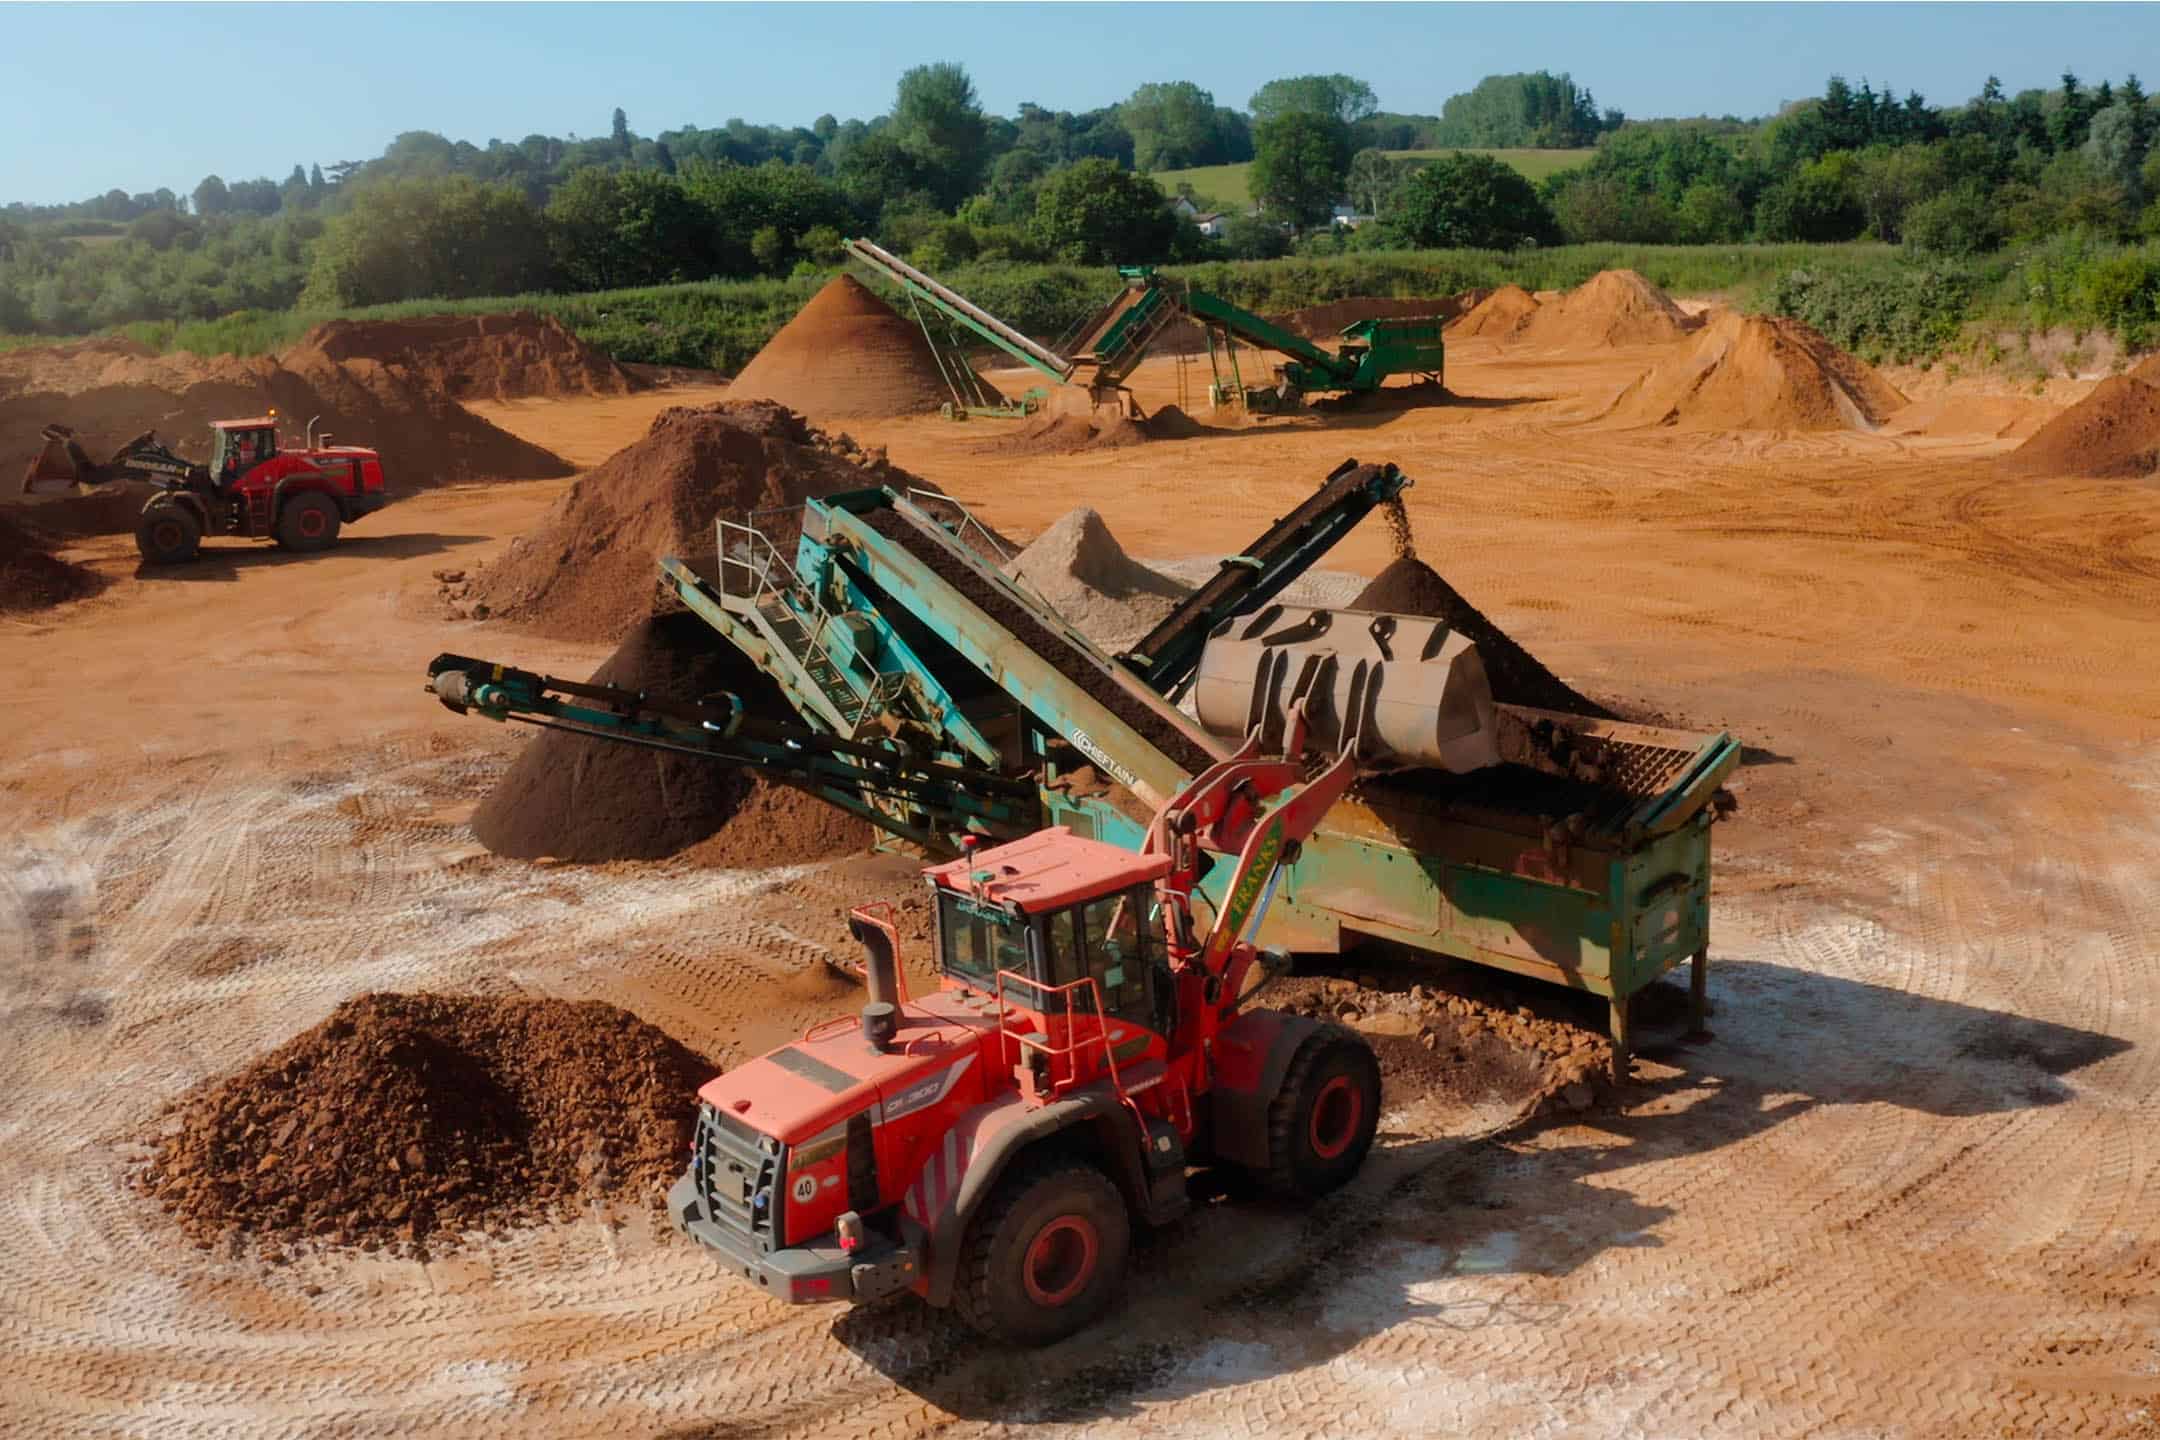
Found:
<box><xmin>1309</xmin><ymin>1074</ymin><xmax>1362</xmax><ymax>1160</ymax></box>
<box><xmin>153</xmin><ymin>521</ymin><xmax>183</xmax><ymax>550</ymax></box>
<box><xmin>1021</xmin><ymin>1215</ymin><xmax>1099</xmax><ymax>1307</ymax></box>
<box><xmin>298</xmin><ymin>509</ymin><xmax>326</xmax><ymax>537</ymax></box>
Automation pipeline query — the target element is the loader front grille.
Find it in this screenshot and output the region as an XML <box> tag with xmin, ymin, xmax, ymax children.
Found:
<box><xmin>691</xmin><ymin>1103</ymin><xmax>785</xmax><ymax>1254</ymax></box>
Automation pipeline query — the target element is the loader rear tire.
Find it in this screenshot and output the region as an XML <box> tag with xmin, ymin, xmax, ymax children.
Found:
<box><xmin>276</xmin><ymin>491</ymin><xmax>341</xmax><ymax>553</ymax></box>
<box><xmin>1260</xmin><ymin>1024</ymin><xmax>1380</xmax><ymax>1199</ymax></box>
<box><xmin>954</xmin><ymin>1155</ymin><xmax>1129</xmax><ymax>1347</ymax></box>
<box><xmin>135</xmin><ymin>502</ymin><xmax>202</xmax><ymax>565</ymax></box>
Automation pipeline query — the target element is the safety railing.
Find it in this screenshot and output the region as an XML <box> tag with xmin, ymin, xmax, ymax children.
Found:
<box><xmin>716</xmin><ymin>515</ymin><xmax>874</xmax><ymax>730</ymax></box>
<box><xmin>991</xmin><ymin>967</ymin><xmax>1140</xmax><ymax>1116</ymax></box>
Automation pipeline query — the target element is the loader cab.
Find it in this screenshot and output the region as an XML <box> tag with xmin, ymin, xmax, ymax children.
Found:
<box><xmin>210</xmin><ymin>416</ymin><xmax>279</xmax><ymax>487</ymax></box>
<box><xmin>927</xmin><ymin>828</ymin><xmax>1177</xmax><ymax>1047</ymax></box>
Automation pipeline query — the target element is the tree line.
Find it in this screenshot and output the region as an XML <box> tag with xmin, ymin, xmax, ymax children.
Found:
<box><xmin>3</xmin><ymin>65</ymin><xmax>2156</xmax><ymax>342</ymax></box>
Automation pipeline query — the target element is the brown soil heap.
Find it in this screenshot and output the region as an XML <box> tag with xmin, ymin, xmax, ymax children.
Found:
<box><xmin>0</xmin><ymin>509</ymin><xmax>102</xmax><ymax>612</ymax></box>
<box><xmin>1448</xmin><ymin>283</ymin><xmax>1542</xmax><ymax>339</ymax></box>
<box><xmin>1354</xmin><ymin>556</ymin><xmax>1612</xmax><ymax>717</ymax></box>
<box><xmin>0</xmin><ymin>341</ymin><xmax>571</xmax><ymax>532</ymax></box>
<box><xmin>1007</xmin><ymin>507</ymin><xmax>1190</xmax><ymax>649</ymax></box>
<box><xmin>1514</xmin><ymin>269</ymin><xmax>1699</xmax><ymax>349</ymax></box>
<box><xmin>1599</xmin><ymin>310</ymin><xmax>1906</xmax><ymax>432</ymax></box>
<box><xmin>2006</xmin><ymin>372</ymin><xmax>2160</xmax><ymax>479</ymax></box>
<box><xmin>302</xmin><ymin>312</ymin><xmax>639</xmax><ymax>402</ymax></box>
<box><xmin>133</xmin><ymin>992</ymin><xmax>717</xmax><ymax>1256</ymax></box>
<box><xmin>1273</xmin><ymin>295</ymin><xmax>1465</xmax><ymax>341</ymax></box>
<box><xmin>471</xmin><ymin>611</ymin><xmax>871</xmax><ymax>864</ymax></box>
<box><xmin>465</xmin><ymin>399</ymin><xmax>911</xmax><ymax>643</ymax></box>
<box><xmin>989</xmin><ymin>408</ymin><xmax>1152</xmax><ymax>455</ymax></box>
<box><xmin>729</xmin><ymin>275</ymin><xmax>984</xmax><ymax>419</ymax></box>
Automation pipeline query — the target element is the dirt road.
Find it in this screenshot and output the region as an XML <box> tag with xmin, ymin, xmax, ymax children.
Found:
<box><xmin>3</xmin><ymin>344</ymin><xmax>2157</xmax><ymax>1436</ymax></box>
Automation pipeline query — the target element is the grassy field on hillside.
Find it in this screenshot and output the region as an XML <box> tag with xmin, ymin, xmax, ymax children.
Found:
<box><xmin>1154</xmin><ymin>148</ymin><xmax>1595</xmax><ymax>208</ymax></box>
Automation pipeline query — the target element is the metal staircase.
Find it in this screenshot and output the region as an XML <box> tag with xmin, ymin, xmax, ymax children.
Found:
<box><xmin>714</xmin><ymin>520</ymin><xmax>882</xmax><ymax>737</ymax></box>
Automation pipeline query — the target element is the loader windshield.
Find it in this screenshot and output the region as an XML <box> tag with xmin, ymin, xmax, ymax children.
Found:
<box><xmin>937</xmin><ymin>890</ymin><xmax>1028</xmax><ymax>990</ymax></box>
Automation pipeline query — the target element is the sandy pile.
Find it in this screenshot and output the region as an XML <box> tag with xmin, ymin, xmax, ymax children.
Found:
<box><xmin>0</xmin><ymin>509</ymin><xmax>102</xmax><ymax>612</ymax></box>
<box><xmin>1448</xmin><ymin>283</ymin><xmax>1542</xmax><ymax>340</ymax></box>
<box><xmin>1515</xmin><ymin>270</ymin><xmax>1698</xmax><ymax>349</ymax></box>
<box><xmin>465</xmin><ymin>400</ymin><xmax>908</xmax><ymax>643</ymax></box>
<box><xmin>1598</xmin><ymin>311</ymin><xmax>1906</xmax><ymax>432</ymax></box>
<box><xmin>1883</xmin><ymin>394</ymin><xmax>2056</xmax><ymax>441</ymax></box>
<box><xmin>2006</xmin><ymin>368</ymin><xmax>2160</xmax><ymax>479</ymax></box>
<box><xmin>1355</xmin><ymin>556</ymin><xmax>1611</xmax><ymax>717</ymax></box>
<box><xmin>0</xmin><ymin>339</ymin><xmax>571</xmax><ymax>531</ymax></box>
<box><xmin>132</xmin><ymin>992</ymin><xmax>717</xmax><ymax>1257</ymax></box>
<box><xmin>302</xmin><ymin>312</ymin><xmax>638</xmax><ymax>402</ymax></box>
<box><xmin>470</xmin><ymin>612</ymin><xmax>871</xmax><ymax>865</ymax></box>
<box><xmin>729</xmin><ymin>275</ymin><xmax>983</xmax><ymax>419</ymax></box>
<box><xmin>1007</xmin><ymin>507</ymin><xmax>1190</xmax><ymax>650</ymax></box>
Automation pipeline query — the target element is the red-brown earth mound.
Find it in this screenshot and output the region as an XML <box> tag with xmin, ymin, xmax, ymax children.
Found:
<box><xmin>1447</xmin><ymin>283</ymin><xmax>1542</xmax><ymax>340</ymax></box>
<box><xmin>729</xmin><ymin>275</ymin><xmax>989</xmax><ymax>419</ymax></box>
<box><xmin>469</xmin><ymin>611</ymin><xmax>872</xmax><ymax>865</ymax></box>
<box><xmin>1598</xmin><ymin>311</ymin><xmax>1906</xmax><ymax>432</ymax></box>
<box><xmin>2006</xmin><ymin>371</ymin><xmax>2160</xmax><ymax>479</ymax></box>
<box><xmin>302</xmin><ymin>312</ymin><xmax>638</xmax><ymax>402</ymax></box>
<box><xmin>1513</xmin><ymin>269</ymin><xmax>1699</xmax><ymax>349</ymax></box>
<box><xmin>464</xmin><ymin>400</ymin><xmax>910</xmax><ymax>643</ymax></box>
<box><xmin>132</xmin><ymin>992</ymin><xmax>718</xmax><ymax>1257</ymax></box>
<box><xmin>0</xmin><ymin>509</ymin><xmax>102</xmax><ymax>612</ymax></box>
<box><xmin>1355</xmin><ymin>556</ymin><xmax>1611</xmax><ymax>717</ymax></box>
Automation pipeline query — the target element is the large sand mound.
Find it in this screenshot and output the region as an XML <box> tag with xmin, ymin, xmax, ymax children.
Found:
<box><xmin>2006</xmin><ymin>372</ymin><xmax>2160</xmax><ymax>479</ymax></box>
<box><xmin>464</xmin><ymin>399</ymin><xmax>907</xmax><ymax>643</ymax></box>
<box><xmin>1447</xmin><ymin>284</ymin><xmax>1541</xmax><ymax>340</ymax></box>
<box><xmin>132</xmin><ymin>992</ymin><xmax>716</xmax><ymax>1257</ymax></box>
<box><xmin>1598</xmin><ymin>311</ymin><xmax>1906</xmax><ymax>432</ymax></box>
<box><xmin>1513</xmin><ymin>270</ymin><xmax>1698</xmax><ymax>350</ymax></box>
<box><xmin>302</xmin><ymin>312</ymin><xmax>638</xmax><ymax>402</ymax></box>
<box><xmin>0</xmin><ymin>509</ymin><xmax>102</xmax><ymax>612</ymax></box>
<box><xmin>1008</xmin><ymin>507</ymin><xmax>1190</xmax><ymax>650</ymax></box>
<box><xmin>729</xmin><ymin>275</ymin><xmax>983</xmax><ymax>419</ymax></box>
<box><xmin>0</xmin><ymin>341</ymin><xmax>572</xmax><ymax>532</ymax></box>
<box><xmin>470</xmin><ymin>612</ymin><xmax>872</xmax><ymax>865</ymax></box>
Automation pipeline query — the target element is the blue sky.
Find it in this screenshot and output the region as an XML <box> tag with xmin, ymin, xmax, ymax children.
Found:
<box><xmin>1</xmin><ymin>2</ymin><xmax>2149</xmax><ymax>205</ymax></box>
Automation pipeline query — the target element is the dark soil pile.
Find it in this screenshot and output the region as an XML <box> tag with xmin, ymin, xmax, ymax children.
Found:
<box><xmin>465</xmin><ymin>400</ymin><xmax>913</xmax><ymax>643</ymax></box>
<box><xmin>1600</xmin><ymin>311</ymin><xmax>1905</xmax><ymax>432</ymax></box>
<box><xmin>0</xmin><ymin>509</ymin><xmax>102</xmax><ymax>612</ymax></box>
<box><xmin>133</xmin><ymin>992</ymin><xmax>717</xmax><ymax>1256</ymax></box>
<box><xmin>302</xmin><ymin>312</ymin><xmax>639</xmax><ymax>402</ymax></box>
<box><xmin>1271</xmin><ymin>295</ymin><xmax>1465</xmax><ymax>340</ymax></box>
<box><xmin>471</xmin><ymin>611</ymin><xmax>872</xmax><ymax>864</ymax></box>
<box><xmin>730</xmin><ymin>275</ymin><xmax>987</xmax><ymax>419</ymax></box>
<box><xmin>988</xmin><ymin>408</ymin><xmax>1152</xmax><ymax>455</ymax></box>
<box><xmin>2006</xmin><ymin>372</ymin><xmax>2160</xmax><ymax>479</ymax></box>
<box><xmin>0</xmin><ymin>343</ymin><xmax>571</xmax><ymax>532</ymax></box>
<box><xmin>1354</xmin><ymin>557</ymin><xmax>1612</xmax><ymax>717</ymax></box>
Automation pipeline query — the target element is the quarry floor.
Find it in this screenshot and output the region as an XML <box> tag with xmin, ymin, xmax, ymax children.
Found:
<box><xmin>4</xmin><ymin>338</ymin><xmax>2159</xmax><ymax>1436</ymax></box>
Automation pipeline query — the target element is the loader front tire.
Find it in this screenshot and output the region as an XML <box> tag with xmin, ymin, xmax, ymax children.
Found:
<box><xmin>1260</xmin><ymin>1024</ymin><xmax>1381</xmax><ymax>1199</ymax></box>
<box><xmin>276</xmin><ymin>491</ymin><xmax>341</xmax><ymax>553</ymax></box>
<box><xmin>135</xmin><ymin>502</ymin><xmax>202</xmax><ymax>565</ymax></box>
<box><xmin>954</xmin><ymin>1156</ymin><xmax>1129</xmax><ymax>1347</ymax></box>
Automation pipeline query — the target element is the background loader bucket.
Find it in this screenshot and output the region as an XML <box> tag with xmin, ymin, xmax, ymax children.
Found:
<box><xmin>22</xmin><ymin>426</ymin><xmax>101</xmax><ymax>495</ymax></box>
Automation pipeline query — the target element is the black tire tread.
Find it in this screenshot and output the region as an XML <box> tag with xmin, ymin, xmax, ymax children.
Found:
<box><xmin>1261</xmin><ymin>1022</ymin><xmax>1381</xmax><ymax>1199</ymax></box>
<box><xmin>952</xmin><ymin>1154</ymin><xmax>1127</xmax><ymax>1345</ymax></box>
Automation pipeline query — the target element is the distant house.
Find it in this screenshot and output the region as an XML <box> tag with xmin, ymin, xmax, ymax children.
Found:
<box><xmin>1193</xmin><ymin>211</ymin><xmax>1227</xmax><ymax>238</ymax></box>
<box><xmin>1330</xmin><ymin>203</ymin><xmax>1368</xmax><ymax>230</ymax></box>
<box><xmin>1171</xmin><ymin>195</ymin><xmax>1202</xmax><ymax>220</ymax></box>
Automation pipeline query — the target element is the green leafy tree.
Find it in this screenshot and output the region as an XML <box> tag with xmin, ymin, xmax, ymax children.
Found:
<box><xmin>1852</xmin><ymin>142</ymin><xmax>1949</xmax><ymax>241</ymax></box>
<box><xmin>891</xmin><ymin>62</ymin><xmax>990</xmax><ymax>208</ymax></box>
<box><xmin>1249</xmin><ymin>74</ymin><xmax>1378</xmax><ymax>128</ymax></box>
<box><xmin>1754</xmin><ymin>154</ymin><xmax>1865</xmax><ymax>240</ymax></box>
<box><xmin>682</xmin><ymin>160</ymin><xmax>854</xmax><ymax>274</ymax></box>
<box><xmin>303</xmin><ymin>176</ymin><xmax>551</xmax><ymax>307</ymax></box>
<box><xmin>1119</xmin><ymin>81</ymin><xmax>1224</xmax><ymax>170</ymax></box>
<box><xmin>1029</xmin><ymin>158</ymin><xmax>1175</xmax><ymax>264</ymax></box>
<box><xmin>1345</xmin><ymin>149</ymin><xmax>1401</xmax><ymax>216</ymax></box>
<box><xmin>543</xmin><ymin>168</ymin><xmax>712</xmax><ymax>289</ymax></box>
<box><xmin>1674</xmin><ymin>180</ymin><xmax>1746</xmax><ymax>242</ymax></box>
<box><xmin>1384</xmin><ymin>151</ymin><xmax>1560</xmax><ymax>248</ymax></box>
<box><xmin>1220</xmin><ymin>212</ymin><xmax>1290</xmax><ymax>259</ymax></box>
<box><xmin>1430</xmin><ymin>72</ymin><xmax>1618</xmax><ymax>148</ymax></box>
<box><xmin>191</xmin><ymin>175</ymin><xmax>229</xmax><ymax>216</ymax></box>
<box><xmin>1251</xmin><ymin>111</ymin><xmax>1352</xmax><ymax>227</ymax></box>
<box><xmin>611</xmin><ymin>107</ymin><xmax>631</xmax><ymax>155</ymax></box>
<box><xmin>1902</xmin><ymin>184</ymin><xmax>2007</xmax><ymax>256</ymax></box>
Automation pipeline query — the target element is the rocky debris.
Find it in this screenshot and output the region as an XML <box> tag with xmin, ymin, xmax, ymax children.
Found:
<box><xmin>132</xmin><ymin>992</ymin><xmax>719</xmax><ymax>1259</ymax></box>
